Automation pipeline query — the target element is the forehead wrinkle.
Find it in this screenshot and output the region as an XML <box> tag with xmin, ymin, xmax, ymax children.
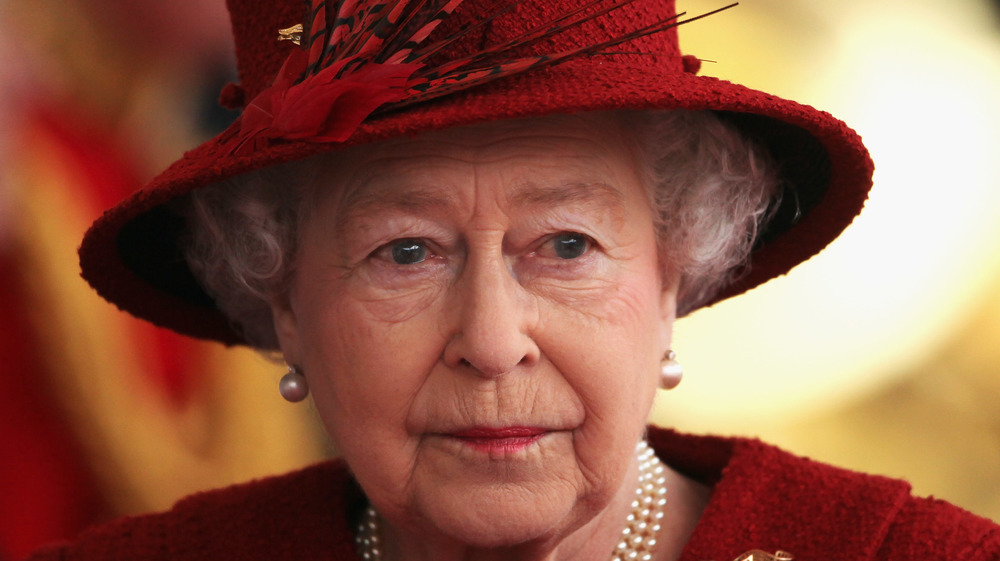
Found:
<box><xmin>509</xmin><ymin>182</ymin><xmax>627</xmax><ymax>227</ymax></box>
<box><xmin>308</xmin><ymin>147</ymin><xmax>464</xmax><ymax>222</ymax></box>
<box><xmin>345</xmin><ymin>188</ymin><xmax>457</xmax><ymax>218</ymax></box>
<box><xmin>335</xmin><ymin>180</ymin><xmax>461</xmax><ymax>227</ymax></box>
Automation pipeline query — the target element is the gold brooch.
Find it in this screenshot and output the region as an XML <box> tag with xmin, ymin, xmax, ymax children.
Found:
<box><xmin>731</xmin><ymin>551</ymin><xmax>794</xmax><ymax>561</ymax></box>
<box><xmin>278</xmin><ymin>23</ymin><xmax>304</xmax><ymax>45</ymax></box>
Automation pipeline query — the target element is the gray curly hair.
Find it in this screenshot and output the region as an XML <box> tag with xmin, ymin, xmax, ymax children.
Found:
<box><xmin>178</xmin><ymin>110</ymin><xmax>780</xmax><ymax>349</ymax></box>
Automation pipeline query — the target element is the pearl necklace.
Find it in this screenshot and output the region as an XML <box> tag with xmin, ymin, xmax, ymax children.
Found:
<box><xmin>355</xmin><ymin>440</ymin><xmax>668</xmax><ymax>561</ymax></box>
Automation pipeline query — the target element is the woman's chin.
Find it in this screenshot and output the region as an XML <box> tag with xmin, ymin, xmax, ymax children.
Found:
<box><xmin>411</xmin><ymin>487</ymin><xmax>579</xmax><ymax>550</ymax></box>
<box><xmin>425</xmin><ymin>507</ymin><xmax>565</xmax><ymax>549</ymax></box>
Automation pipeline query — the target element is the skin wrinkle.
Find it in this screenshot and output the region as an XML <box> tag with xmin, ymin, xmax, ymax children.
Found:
<box><xmin>361</xmin><ymin>281</ymin><xmax>445</xmax><ymax>324</ymax></box>
<box><xmin>270</xmin><ymin>114</ymin><xmax>694</xmax><ymax>561</ymax></box>
<box><xmin>508</xmin><ymin>182</ymin><xmax>627</xmax><ymax>231</ymax></box>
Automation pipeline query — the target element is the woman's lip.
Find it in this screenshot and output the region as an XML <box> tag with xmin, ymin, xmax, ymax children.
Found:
<box><xmin>450</xmin><ymin>427</ymin><xmax>547</xmax><ymax>438</ymax></box>
<box><xmin>446</xmin><ymin>427</ymin><xmax>548</xmax><ymax>453</ymax></box>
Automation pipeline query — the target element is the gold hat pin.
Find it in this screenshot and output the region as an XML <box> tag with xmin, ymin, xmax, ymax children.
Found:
<box><xmin>278</xmin><ymin>23</ymin><xmax>304</xmax><ymax>45</ymax></box>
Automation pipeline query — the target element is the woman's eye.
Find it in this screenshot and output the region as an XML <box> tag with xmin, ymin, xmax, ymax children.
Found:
<box><xmin>548</xmin><ymin>233</ymin><xmax>590</xmax><ymax>260</ymax></box>
<box><xmin>386</xmin><ymin>239</ymin><xmax>427</xmax><ymax>265</ymax></box>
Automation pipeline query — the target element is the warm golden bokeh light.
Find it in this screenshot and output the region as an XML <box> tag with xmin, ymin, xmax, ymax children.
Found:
<box><xmin>657</xmin><ymin>0</ymin><xmax>1000</xmax><ymax>520</ymax></box>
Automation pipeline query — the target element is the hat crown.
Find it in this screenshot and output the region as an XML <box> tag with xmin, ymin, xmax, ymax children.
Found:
<box><xmin>225</xmin><ymin>0</ymin><xmax>683</xmax><ymax>105</ymax></box>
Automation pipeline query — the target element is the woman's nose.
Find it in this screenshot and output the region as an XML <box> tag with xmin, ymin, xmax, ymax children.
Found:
<box><xmin>442</xmin><ymin>251</ymin><xmax>540</xmax><ymax>377</ymax></box>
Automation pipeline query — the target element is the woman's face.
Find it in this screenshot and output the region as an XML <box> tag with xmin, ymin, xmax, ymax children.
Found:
<box><xmin>272</xmin><ymin>114</ymin><xmax>678</xmax><ymax>551</ymax></box>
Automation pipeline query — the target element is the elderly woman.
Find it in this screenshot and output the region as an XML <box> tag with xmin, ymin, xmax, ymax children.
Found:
<box><xmin>28</xmin><ymin>0</ymin><xmax>1000</xmax><ymax>560</ymax></box>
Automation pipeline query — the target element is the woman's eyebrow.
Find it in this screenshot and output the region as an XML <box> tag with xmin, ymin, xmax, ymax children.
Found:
<box><xmin>510</xmin><ymin>182</ymin><xmax>627</xmax><ymax>225</ymax></box>
<box><xmin>337</xmin><ymin>186</ymin><xmax>459</xmax><ymax>223</ymax></box>
<box><xmin>335</xmin><ymin>181</ymin><xmax>627</xmax><ymax>225</ymax></box>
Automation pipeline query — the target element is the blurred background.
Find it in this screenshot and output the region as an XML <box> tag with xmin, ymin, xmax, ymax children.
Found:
<box><xmin>0</xmin><ymin>0</ymin><xmax>998</xmax><ymax>558</ymax></box>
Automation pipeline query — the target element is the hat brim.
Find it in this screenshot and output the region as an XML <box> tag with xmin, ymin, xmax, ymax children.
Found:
<box><xmin>79</xmin><ymin>58</ymin><xmax>873</xmax><ymax>345</ymax></box>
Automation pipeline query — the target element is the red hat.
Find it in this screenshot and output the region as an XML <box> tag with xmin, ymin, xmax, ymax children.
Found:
<box><xmin>79</xmin><ymin>0</ymin><xmax>873</xmax><ymax>346</ymax></box>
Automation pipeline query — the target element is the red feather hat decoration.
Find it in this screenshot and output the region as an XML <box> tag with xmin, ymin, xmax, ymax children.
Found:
<box><xmin>221</xmin><ymin>0</ymin><xmax>737</xmax><ymax>154</ymax></box>
<box><xmin>79</xmin><ymin>0</ymin><xmax>873</xmax><ymax>345</ymax></box>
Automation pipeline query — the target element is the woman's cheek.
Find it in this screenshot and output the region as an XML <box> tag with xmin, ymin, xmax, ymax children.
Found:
<box><xmin>345</xmin><ymin>263</ymin><xmax>453</xmax><ymax>324</ymax></box>
<box><xmin>531</xmin><ymin>267</ymin><xmax>655</xmax><ymax>330</ymax></box>
<box><xmin>516</xmin><ymin>253</ymin><xmax>621</xmax><ymax>308</ymax></box>
<box><xmin>603</xmin><ymin>276</ymin><xmax>662</xmax><ymax>327</ymax></box>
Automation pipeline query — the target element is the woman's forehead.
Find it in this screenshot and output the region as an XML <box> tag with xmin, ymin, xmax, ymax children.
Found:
<box><xmin>308</xmin><ymin>112</ymin><xmax>643</xmax><ymax>208</ymax></box>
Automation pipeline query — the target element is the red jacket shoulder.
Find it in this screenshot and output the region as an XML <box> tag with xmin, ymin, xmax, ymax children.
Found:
<box><xmin>648</xmin><ymin>428</ymin><xmax>1000</xmax><ymax>560</ymax></box>
<box><xmin>879</xmin><ymin>495</ymin><xmax>1000</xmax><ymax>560</ymax></box>
<box><xmin>21</xmin><ymin>461</ymin><xmax>362</xmax><ymax>561</ymax></box>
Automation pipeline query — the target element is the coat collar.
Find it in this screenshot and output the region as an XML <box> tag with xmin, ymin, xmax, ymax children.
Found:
<box><xmin>647</xmin><ymin>427</ymin><xmax>912</xmax><ymax>561</ymax></box>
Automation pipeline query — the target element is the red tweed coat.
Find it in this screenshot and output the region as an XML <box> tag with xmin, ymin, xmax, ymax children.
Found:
<box><xmin>25</xmin><ymin>428</ymin><xmax>1000</xmax><ymax>560</ymax></box>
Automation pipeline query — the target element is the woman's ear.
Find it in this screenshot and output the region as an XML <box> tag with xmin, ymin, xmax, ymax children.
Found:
<box><xmin>270</xmin><ymin>291</ymin><xmax>302</xmax><ymax>364</ymax></box>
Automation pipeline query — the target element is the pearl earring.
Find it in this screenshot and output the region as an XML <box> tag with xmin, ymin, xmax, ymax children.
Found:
<box><xmin>659</xmin><ymin>350</ymin><xmax>683</xmax><ymax>390</ymax></box>
<box><xmin>279</xmin><ymin>365</ymin><xmax>309</xmax><ymax>402</ymax></box>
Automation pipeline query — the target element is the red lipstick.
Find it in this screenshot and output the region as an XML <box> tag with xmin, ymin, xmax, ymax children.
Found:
<box><xmin>450</xmin><ymin>427</ymin><xmax>546</xmax><ymax>453</ymax></box>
